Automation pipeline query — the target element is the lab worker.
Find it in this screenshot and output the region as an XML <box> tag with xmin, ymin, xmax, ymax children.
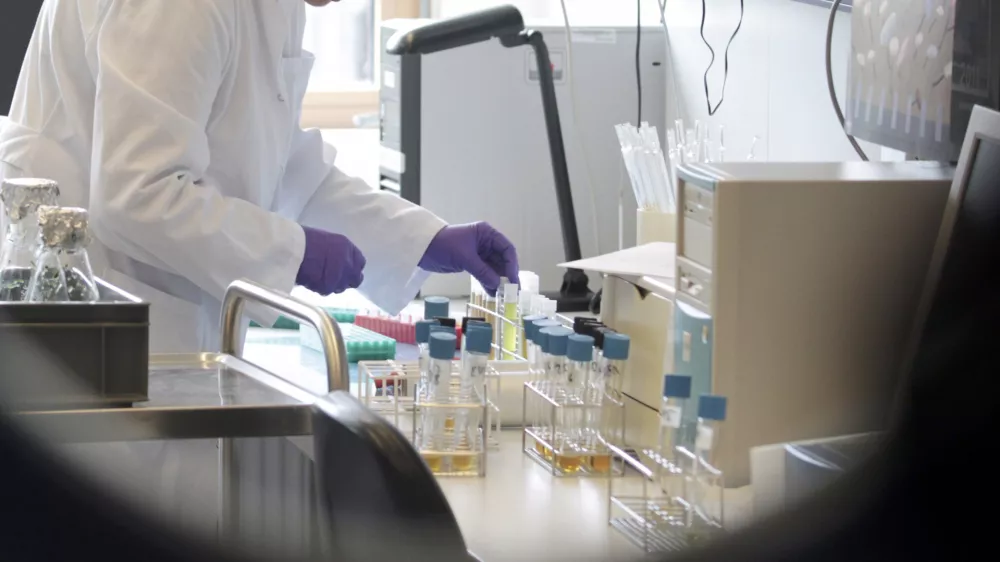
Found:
<box><xmin>0</xmin><ymin>0</ymin><xmax>519</xmax><ymax>353</ymax></box>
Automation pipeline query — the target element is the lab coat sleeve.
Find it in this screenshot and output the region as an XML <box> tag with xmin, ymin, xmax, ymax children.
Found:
<box><xmin>87</xmin><ymin>0</ymin><xmax>304</xmax><ymax>307</ymax></box>
<box><xmin>290</xmin><ymin>131</ymin><xmax>446</xmax><ymax>315</ymax></box>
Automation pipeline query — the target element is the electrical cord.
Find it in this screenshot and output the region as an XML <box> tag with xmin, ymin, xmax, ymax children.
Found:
<box><xmin>826</xmin><ymin>0</ymin><xmax>870</xmax><ymax>161</ymax></box>
<box><xmin>699</xmin><ymin>0</ymin><xmax>744</xmax><ymax>116</ymax></box>
<box><xmin>557</xmin><ymin>0</ymin><xmax>602</xmax><ymax>257</ymax></box>
<box><xmin>636</xmin><ymin>0</ymin><xmax>643</xmax><ymax>123</ymax></box>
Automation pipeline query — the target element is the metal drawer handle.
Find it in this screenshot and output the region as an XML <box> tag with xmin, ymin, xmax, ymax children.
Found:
<box><xmin>220</xmin><ymin>279</ymin><xmax>349</xmax><ymax>393</ymax></box>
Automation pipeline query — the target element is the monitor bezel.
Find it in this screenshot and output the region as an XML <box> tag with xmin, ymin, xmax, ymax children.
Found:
<box><xmin>894</xmin><ymin>105</ymin><xmax>1000</xmax><ymax>402</ymax></box>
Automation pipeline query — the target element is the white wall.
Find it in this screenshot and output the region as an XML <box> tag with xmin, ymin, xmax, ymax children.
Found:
<box><xmin>433</xmin><ymin>0</ymin><xmax>887</xmax><ymax>162</ymax></box>
<box><xmin>661</xmin><ymin>0</ymin><xmax>882</xmax><ymax>162</ymax></box>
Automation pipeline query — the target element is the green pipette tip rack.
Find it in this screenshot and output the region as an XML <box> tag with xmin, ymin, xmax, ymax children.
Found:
<box><xmin>250</xmin><ymin>307</ymin><xmax>358</xmax><ymax>330</ymax></box>
<box><xmin>299</xmin><ymin>322</ymin><xmax>396</xmax><ymax>363</ymax></box>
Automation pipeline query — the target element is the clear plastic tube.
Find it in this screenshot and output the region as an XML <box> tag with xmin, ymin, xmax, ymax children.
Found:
<box><xmin>453</xmin><ymin>328</ymin><xmax>489</xmax><ymax>473</ymax></box>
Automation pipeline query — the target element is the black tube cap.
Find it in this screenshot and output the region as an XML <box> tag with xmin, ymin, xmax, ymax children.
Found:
<box><xmin>434</xmin><ymin>317</ymin><xmax>457</xmax><ymax>328</ymax></box>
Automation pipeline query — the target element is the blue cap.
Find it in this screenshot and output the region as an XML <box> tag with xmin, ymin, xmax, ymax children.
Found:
<box><xmin>424</xmin><ymin>296</ymin><xmax>450</xmax><ymax>320</ymax></box>
<box><xmin>522</xmin><ymin>315</ymin><xmax>546</xmax><ymax>342</ymax></box>
<box><xmin>429</xmin><ymin>324</ymin><xmax>455</xmax><ymax>336</ymax></box>
<box><xmin>662</xmin><ymin>375</ymin><xmax>692</xmax><ymax>399</ymax></box>
<box><xmin>415</xmin><ymin>320</ymin><xmax>438</xmax><ymax>344</ymax></box>
<box><xmin>698</xmin><ymin>395</ymin><xmax>728</xmax><ymax>421</ymax></box>
<box><xmin>467</xmin><ymin>320</ymin><xmax>491</xmax><ymax>333</ymax></box>
<box><xmin>429</xmin><ymin>332</ymin><xmax>457</xmax><ymax>360</ymax></box>
<box><xmin>531</xmin><ymin>319</ymin><xmax>561</xmax><ymax>345</ymax></box>
<box><xmin>602</xmin><ymin>333</ymin><xmax>631</xmax><ymax>360</ymax></box>
<box><xmin>567</xmin><ymin>334</ymin><xmax>595</xmax><ymax>362</ymax></box>
<box><xmin>544</xmin><ymin>327</ymin><xmax>572</xmax><ymax>356</ymax></box>
<box><xmin>465</xmin><ymin>326</ymin><xmax>492</xmax><ymax>354</ymax></box>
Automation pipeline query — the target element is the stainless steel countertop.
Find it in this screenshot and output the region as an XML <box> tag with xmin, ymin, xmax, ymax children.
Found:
<box><xmin>16</xmin><ymin>353</ymin><xmax>321</xmax><ymax>443</ymax></box>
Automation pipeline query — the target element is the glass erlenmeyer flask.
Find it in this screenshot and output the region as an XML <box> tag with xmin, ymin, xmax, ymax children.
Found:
<box><xmin>0</xmin><ymin>178</ymin><xmax>60</xmax><ymax>301</ymax></box>
<box><xmin>26</xmin><ymin>206</ymin><xmax>100</xmax><ymax>303</ymax></box>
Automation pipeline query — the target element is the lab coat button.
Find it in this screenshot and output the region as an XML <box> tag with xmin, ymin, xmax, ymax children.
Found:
<box><xmin>277</xmin><ymin>94</ymin><xmax>286</xmax><ymax>102</ymax></box>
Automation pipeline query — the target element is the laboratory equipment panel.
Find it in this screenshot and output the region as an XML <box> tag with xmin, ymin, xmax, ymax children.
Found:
<box><xmin>380</xmin><ymin>20</ymin><xmax>667</xmax><ymax>296</ymax></box>
<box><xmin>673</xmin><ymin>161</ymin><xmax>953</xmax><ymax>486</ymax></box>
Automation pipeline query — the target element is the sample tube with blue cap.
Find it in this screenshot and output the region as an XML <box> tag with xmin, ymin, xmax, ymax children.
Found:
<box><xmin>601</xmin><ymin>333</ymin><xmax>631</xmax><ymax>400</ymax></box>
<box><xmin>420</xmin><ymin>332</ymin><xmax>457</xmax><ymax>473</ymax></box>
<box><xmin>415</xmin><ymin>319</ymin><xmax>439</xmax><ymax>382</ymax></box>
<box><xmin>687</xmin><ymin>394</ymin><xmax>727</xmax><ymax>532</ymax></box>
<box><xmin>656</xmin><ymin>375</ymin><xmax>693</xmax><ymax>495</ymax></box>
<box><xmin>567</xmin><ymin>334</ymin><xmax>595</xmax><ymax>450</ymax></box>
<box><xmin>424</xmin><ymin>296</ymin><xmax>450</xmax><ymax>320</ymax></box>
<box><xmin>452</xmin><ymin>324</ymin><xmax>491</xmax><ymax>473</ymax></box>
<box><xmin>521</xmin><ymin>314</ymin><xmax>546</xmax><ymax>368</ymax></box>
<box><xmin>694</xmin><ymin>395</ymin><xmax>727</xmax><ymax>464</ymax></box>
<box><xmin>543</xmin><ymin>327</ymin><xmax>571</xmax><ymax>399</ymax></box>
<box><xmin>532</xmin><ymin>319</ymin><xmax>561</xmax><ymax>382</ymax></box>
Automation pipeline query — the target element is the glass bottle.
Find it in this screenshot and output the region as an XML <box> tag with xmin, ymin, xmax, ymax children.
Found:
<box><xmin>26</xmin><ymin>206</ymin><xmax>99</xmax><ymax>303</ymax></box>
<box><xmin>0</xmin><ymin>178</ymin><xmax>60</xmax><ymax>301</ymax></box>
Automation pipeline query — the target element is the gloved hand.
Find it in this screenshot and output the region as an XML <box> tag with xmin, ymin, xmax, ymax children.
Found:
<box><xmin>419</xmin><ymin>222</ymin><xmax>519</xmax><ymax>295</ymax></box>
<box><xmin>296</xmin><ymin>226</ymin><xmax>367</xmax><ymax>295</ymax></box>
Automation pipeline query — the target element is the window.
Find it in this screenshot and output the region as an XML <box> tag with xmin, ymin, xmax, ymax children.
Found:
<box><xmin>301</xmin><ymin>0</ymin><xmax>420</xmax><ymax>128</ymax></box>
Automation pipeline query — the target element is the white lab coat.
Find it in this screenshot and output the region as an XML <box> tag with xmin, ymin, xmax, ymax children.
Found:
<box><xmin>0</xmin><ymin>0</ymin><xmax>444</xmax><ymax>353</ymax></box>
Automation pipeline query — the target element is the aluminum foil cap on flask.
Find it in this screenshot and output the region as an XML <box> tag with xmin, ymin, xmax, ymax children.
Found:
<box><xmin>1</xmin><ymin>178</ymin><xmax>60</xmax><ymax>221</ymax></box>
<box><xmin>37</xmin><ymin>206</ymin><xmax>92</xmax><ymax>250</ymax></box>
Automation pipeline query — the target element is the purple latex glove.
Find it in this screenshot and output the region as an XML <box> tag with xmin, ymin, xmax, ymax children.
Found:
<box><xmin>419</xmin><ymin>222</ymin><xmax>519</xmax><ymax>294</ymax></box>
<box><xmin>296</xmin><ymin>226</ymin><xmax>367</xmax><ymax>295</ymax></box>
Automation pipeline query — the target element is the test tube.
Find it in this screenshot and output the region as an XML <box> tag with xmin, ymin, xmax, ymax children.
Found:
<box><xmin>521</xmin><ymin>314</ymin><xmax>547</xmax><ymax>369</ymax></box>
<box><xmin>600</xmin><ymin>333</ymin><xmax>630</xmax><ymax>401</ymax></box>
<box><xmin>567</xmin><ymin>334</ymin><xmax>595</xmax><ymax>454</ymax></box>
<box><xmin>452</xmin><ymin>325</ymin><xmax>491</xmax><ymax>473</ymax></box>
<box><xmin>415</xmin><ymin>319</ymin><xmax>439</xmax><ymax>382</ymax></box>
<box><xmin>501</xmin><ymin>281</ymin><xmax>520</xmax><ymax>359</ymax></box>
<box><xmin>658</xmin><ymin>375</ymin><xmax>693</xmax><ymax>497</ymax></box>
<box><xmin>421</xmin><ymin>332</ymin><xmax>457</xmax><ymax>473</ymax></box>
<box><xmin>542</xmin><ymin>327</ymin><xmax>575</xmax><ymax>471</ymax></box>
<box><xmin>532</xmin><ymin>320</ymin><xmax>561</xmax><ymax>389</ymax></box>
<box><xmin>688</xmin><ymin>395</ymin><xmax>728</xmax><ymax>532</ymax></box>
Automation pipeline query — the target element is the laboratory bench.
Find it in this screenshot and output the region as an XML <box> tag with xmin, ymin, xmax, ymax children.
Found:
<box><xmin>242</xmin><ymin>327</ymin><xmax>756</xmax><ymax>561</ymax></box>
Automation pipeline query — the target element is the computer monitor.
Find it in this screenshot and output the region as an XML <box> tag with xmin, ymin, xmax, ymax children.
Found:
<box><xmin>897</xmin><ymin>104</ymin><xmax>1000</xmax><ymax>392</ymax></box>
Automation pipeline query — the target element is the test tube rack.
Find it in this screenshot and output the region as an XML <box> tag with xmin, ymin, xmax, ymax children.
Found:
<box><xmin>607</xmin><ymin>443</ymin><xmax>725</xmax><ymax>554</ymax></box>
<box><xmin>357</xmin><ymin>359</ymin><xmax>505</xmax><ymax>455</ymax></box>
<box><xmin>521</xmin><ymin>382</ymin><xmax>626</xmax><ymax>477</ymax></box>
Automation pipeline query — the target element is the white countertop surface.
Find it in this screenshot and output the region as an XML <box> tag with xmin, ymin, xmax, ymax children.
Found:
<box><xmin>243</xmin><ymin>328</ymin><xmax>756</xmax><ymax>562</ymax></box>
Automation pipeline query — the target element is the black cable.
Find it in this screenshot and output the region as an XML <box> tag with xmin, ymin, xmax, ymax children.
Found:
<box><xmin>636</xmin><ymin>0</ymin><xmax>642</xmax><ymax>124</ymax></box>
<box><xmin>825</xmin><ymin>0</ymin><xmax>870</xmax><ymax>160</ymax></box>
<box><xmin>699</xmin><ymin>0</ymin><xmax>744</xmax><ymax>116</ymax></box>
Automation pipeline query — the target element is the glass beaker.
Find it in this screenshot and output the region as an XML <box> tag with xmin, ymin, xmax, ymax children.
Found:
<box><xmin>0</xmin><ymin>178</ymin><xmax>60</xmax><ymax>301</ymax></box>
<box><xmin>26</xmin><ymin>206</ymin><xmax>100</xmax><ymax>303</ymax></box>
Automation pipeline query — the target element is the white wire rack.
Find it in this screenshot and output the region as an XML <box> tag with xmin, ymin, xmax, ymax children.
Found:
<box><xmin>357</xmin><ymin>358</ymin><xmax>529</xmax><ymax>452</ymax></box>
<box><xmin>608</xmin><ymin>442</ymin><xmax>725</xmax><ymax>554</ymax></box>
<box><xmin>521</xmin><ymin>381</ymin><xmax>626</xmax><ymax>477</ymax></box>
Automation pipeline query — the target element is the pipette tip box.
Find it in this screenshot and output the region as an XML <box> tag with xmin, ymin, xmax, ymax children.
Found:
<box><xmin>299</xmin><ymin>322</ymin><xmax>396</xmax><ymax>363</ymax></box>
<box><xmin>252</xmin><ymin>307</ymin><xmax>358</xmax><ymax>330</ymax></box>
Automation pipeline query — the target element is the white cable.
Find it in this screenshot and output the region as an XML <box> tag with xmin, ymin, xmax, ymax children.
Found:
<box><xmin>558</xmin><ymin>0</ymin><xmax>602</xmax><ymax>258</ymax></box>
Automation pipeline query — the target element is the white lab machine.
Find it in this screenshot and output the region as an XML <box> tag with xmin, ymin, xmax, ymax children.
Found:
<box><xmin>671</xmin><ymin>161</ymin><xmax>953</xmax><ymax>486</ymax></box>
<box><xmin>379</xmin><ymin>20</ymin><xmax>668</xmax><ymax>297</ymax></box>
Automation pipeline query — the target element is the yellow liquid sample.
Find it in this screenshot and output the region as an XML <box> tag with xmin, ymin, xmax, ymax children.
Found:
<box><xmin>589</xmin><ymin>454</ymin><xmax>612</xmax><ymax>474</ymax></box>
<box><xmin>450</xmin><ymin>454</ymin><xmax>476</xmax><ymax>473</ymax></box>
<box><xmin>535</xmin><ymin>441</ymin><xmax>555</xmax><ymax>460</ymax></box>
<box><xmin>421</xmin><ymin>452</ymin><xmax>444</xmax><ymax>473</ymax></box>
<box><xmin>502</xmin><ymin>302</ymin><xmax>518</xmax><ymax>358</ymax></box>
<box><xmin>555</xmin><ymin>454</ymin><xmax>583</xmax><ymax>473</ymax></box>
<box><xmin>444</xmin><ymin>417</ymin><xmax>455</xmax><ymax>430</ymax></box>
